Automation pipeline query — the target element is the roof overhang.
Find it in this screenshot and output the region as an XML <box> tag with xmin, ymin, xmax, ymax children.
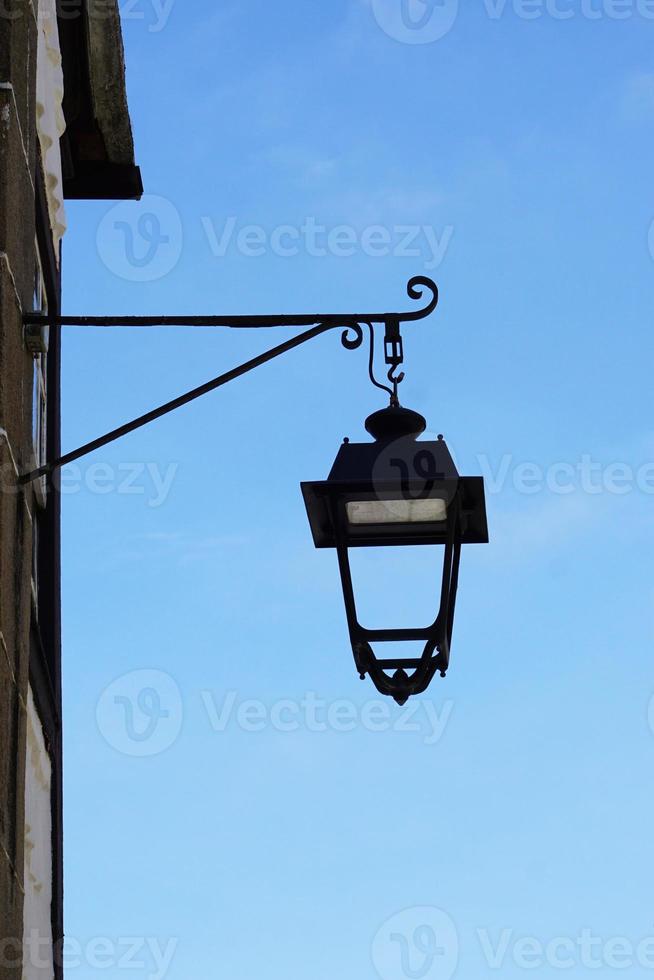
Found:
<box><xmin>58</xmin><ymin>0</ymin><xmax>142</xmax><ymax>200</ymax></box>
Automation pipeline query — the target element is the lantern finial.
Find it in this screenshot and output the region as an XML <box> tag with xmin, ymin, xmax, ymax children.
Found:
<box><xmin>364</xmin><ymin>405</ymin><xmax>427</xmax><ymax>442</ymax></box>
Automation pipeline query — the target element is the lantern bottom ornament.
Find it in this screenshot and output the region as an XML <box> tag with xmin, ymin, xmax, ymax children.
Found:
<box><xmin>301</xmin><ymin>405</ymin><xmax>488</xmax><ymax>705</ymax></box>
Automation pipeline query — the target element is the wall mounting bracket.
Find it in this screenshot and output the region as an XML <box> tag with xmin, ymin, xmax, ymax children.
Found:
<box><xmin>19</xmin><ymin>275</ymin><xmax>438</xmax><ymax>485</ymax></box>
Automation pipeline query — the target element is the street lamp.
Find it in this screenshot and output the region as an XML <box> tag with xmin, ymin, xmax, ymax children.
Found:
<box><xmin>302</xmin><ymin>402</ymin><xmax>488</xmax><ymax>705</ymax></box>
<box><xmin>22</xmin><ymin>276</ymin><xmax>488</xmax><ymax>703</ymax></box>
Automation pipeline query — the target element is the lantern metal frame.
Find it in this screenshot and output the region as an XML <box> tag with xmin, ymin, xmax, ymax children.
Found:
<box><xmin>301</xmin><ymin>408</ymin><xmax>488</xmax><ymax>704</ymax></box>
<box><xmin>334</xmin><ymin>492</ymin><xmax>462</xmax><ymax>703</ymax></box>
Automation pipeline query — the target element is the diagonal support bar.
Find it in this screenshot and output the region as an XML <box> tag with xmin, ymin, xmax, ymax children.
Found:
<box><xmin>20</xmin><ymin>321</ymin><xmax>350</xmax><ymax>484</ymax></box>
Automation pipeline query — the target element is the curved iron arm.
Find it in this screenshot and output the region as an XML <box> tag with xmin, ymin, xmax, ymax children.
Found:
<box><xmin>19</xmin><ymin>276</ymin><xmax>438</xmax><ymax>485</ymax></box>
<box><xmin>22</xmin><ymin>275</ymin><xmax>438</xmax><ymax>328</ymax></box>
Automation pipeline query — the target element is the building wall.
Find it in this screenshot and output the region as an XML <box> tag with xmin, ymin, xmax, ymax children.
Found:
<box><xmin>0</xmin><ymin>2</ymin><xmax>62</xmax><ymax>977</ymax></box>
<box><xmin>2</xmin><ymin>5</ymin><xmax>138</xmax><ymax>975</ymax></box>
<box><xmin>23</xmin><ymin>688</ymin><xmax>54</xmax><ymax>980</ymax></box>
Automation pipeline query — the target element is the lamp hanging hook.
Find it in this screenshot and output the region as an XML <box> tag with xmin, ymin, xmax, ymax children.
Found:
<box><xmin>386</xmin><ymin>363</ymin><xmax>405</xmax><ymax>403</ymax></box>
<box><xmin>383</xmin><ymin>315</ymin><xmax>405</xmax><ymax>407</ymax></box>
<box><xmin>366</xmin><ymin>322</ymin><xmax>395</xmax><ymax>403</ymax></box>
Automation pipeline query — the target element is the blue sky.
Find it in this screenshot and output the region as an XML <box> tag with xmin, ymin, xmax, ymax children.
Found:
<box><xmin>61</xmin><ymin>3</ymin><xmax>654</xmax><ymax>979</ymax></box>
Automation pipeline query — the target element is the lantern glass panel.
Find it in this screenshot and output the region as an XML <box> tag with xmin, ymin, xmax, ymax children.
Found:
<box><xmin>346</xmin><ymin>497</ymin><xmax>447</xmax><ymax>525</ymax></box>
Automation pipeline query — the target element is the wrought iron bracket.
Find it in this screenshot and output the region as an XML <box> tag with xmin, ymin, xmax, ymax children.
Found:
<box><xmin>19</xmin><ymin>275</ymin><xmax>438</xmax><ymax>485</ymax></box>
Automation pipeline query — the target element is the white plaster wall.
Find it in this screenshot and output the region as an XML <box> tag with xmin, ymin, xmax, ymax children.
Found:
<box><xmin>22</xmin><ymin>687</ymin><xmax>54</xmax><ymax>980</ymax></box>
<box><xmin>36</xmin><ymin>0</ymin><xmax>67</xmax><ymax>254</ymax></box>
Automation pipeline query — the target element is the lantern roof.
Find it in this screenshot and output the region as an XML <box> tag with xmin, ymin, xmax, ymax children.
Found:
<box><xmin>301</xmin><ymin>406</ymin><xmax>488</xmax><ymax>549</ymax></box>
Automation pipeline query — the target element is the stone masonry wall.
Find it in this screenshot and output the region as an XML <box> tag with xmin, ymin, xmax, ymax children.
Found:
<box><xmin>0</xmin><ymin>2</ymin><xmax>40</xmax><ymax>974</ymax></box>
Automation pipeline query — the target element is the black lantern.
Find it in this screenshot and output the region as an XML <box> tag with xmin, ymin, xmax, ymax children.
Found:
<box><xmin>302</xmin><ymin>404</ymin><xmax>488</xmax><ymax>705</ymax></box>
